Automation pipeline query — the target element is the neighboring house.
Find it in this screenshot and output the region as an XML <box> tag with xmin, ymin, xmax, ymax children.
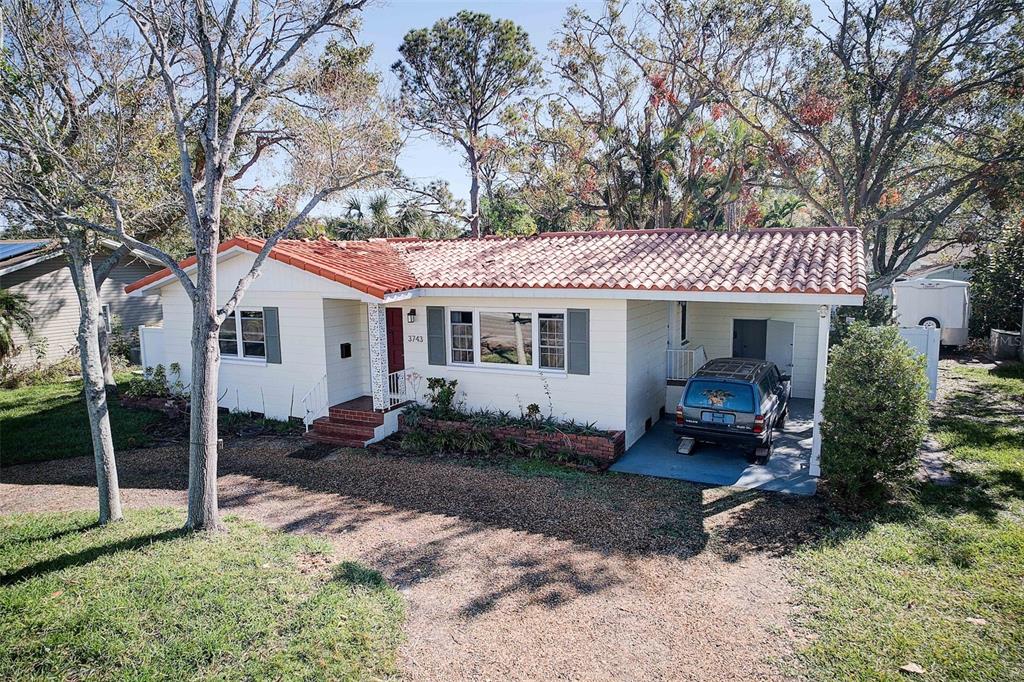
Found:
<box><xmin>129</xmin><ymin>227</ymin><xmax>866</xmax><ymax>476</ymax></box>
<box><xmin>0</xmin><ymin>239</ymin><xmax>164</xmax><ymax>370</ymax></box>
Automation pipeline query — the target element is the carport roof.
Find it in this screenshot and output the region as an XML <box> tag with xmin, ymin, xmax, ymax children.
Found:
<box><xmin>125</xmin><ymin>227</ymin><xmax>867</xmax><ymax>299</ymax></box>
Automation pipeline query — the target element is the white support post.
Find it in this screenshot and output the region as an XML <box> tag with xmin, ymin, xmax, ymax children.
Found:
<box><xmin>367</xmin><ymin>303</ymin><xmax>388</xmax><ymax>411</ymax></box>
<box><xmin>809</xmin><ymin>304</ymin><xmax>832</xmax><ymax>477</ymax></box>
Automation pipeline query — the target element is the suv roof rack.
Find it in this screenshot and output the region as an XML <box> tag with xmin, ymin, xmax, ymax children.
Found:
<box><xmin>693</xmin><ymin>357</ymin><xmax>768</xmax><ymax>382</ymax></box>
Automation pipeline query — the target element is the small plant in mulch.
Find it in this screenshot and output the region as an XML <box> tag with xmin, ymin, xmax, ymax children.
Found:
<box><xmin>461</xmin><ymin>429</ymin><xmax>493</xmax><ymax>454</ymax></box>
<box><xmin>528</xmin><ymin>442</ymin><xmax>548</xmax><ymax>459</ymax></box>
<box><xmin>121</xmin><ymin>363</ymin><xmax>187</xmax><ymax>400</ymax></box>
<box><xmin>498</xmin><ymin>437</ymin><xmax>524</xmax><ymax>457</ymax></box>
<box><xmin>219</xmin><ymin>411</ymin><xmax>301</xmax><ymax>438</ymax></box>
<box><xmin>399</xmin><ymin>430</ymin><xmax>432</xmax><ymax>455</ymax></box>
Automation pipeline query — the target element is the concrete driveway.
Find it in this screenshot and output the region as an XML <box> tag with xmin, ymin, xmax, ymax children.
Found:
<box><xmin>610</xmin><ymin>398</ymin><xmax>816</xmax><ymax>495</ymax></box>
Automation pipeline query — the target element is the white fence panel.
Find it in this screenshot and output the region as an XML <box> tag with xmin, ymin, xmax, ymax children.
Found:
<box><xmin>139</xmin><ymin>325</ymin><xmax>165</xmax><ymax>371</ymax></box>
<box><xmin>899</xmin><ymin>326</ymin><xmax>940</xmax><ymax>400</ymax></box>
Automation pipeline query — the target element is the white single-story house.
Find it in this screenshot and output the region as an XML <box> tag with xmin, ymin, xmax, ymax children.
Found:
<box><xmin>127</xmin><ymin>227</ymin><xmax>866</xmax><ymax>476</ymax></box>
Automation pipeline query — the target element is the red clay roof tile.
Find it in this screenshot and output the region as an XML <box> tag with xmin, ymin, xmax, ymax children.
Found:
<box><xmin>125</xmin><ymin>228</ymin><xmax>866</xmax><ymax>298</ymax></box>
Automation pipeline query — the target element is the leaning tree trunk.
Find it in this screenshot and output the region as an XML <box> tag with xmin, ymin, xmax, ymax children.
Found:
<box><xmin>186</xmin><ymin>246</ymin><xmax>223</xmax><ymax>531</ymax></box>
<box><xmin>65</xmin><ymin>239</ymin><xmax>123</xmax><ymax>524</ymax></box>
<box><xmin>98</xmin><ymin>326</ymin><xmax>116</xmax><ymax>390</ymax></box>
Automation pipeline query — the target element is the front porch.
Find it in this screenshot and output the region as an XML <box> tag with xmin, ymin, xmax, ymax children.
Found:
<box><xmin>301</xmin><ymin>301</ymin><xmax>414</xmax><ymax>446</ymax></box>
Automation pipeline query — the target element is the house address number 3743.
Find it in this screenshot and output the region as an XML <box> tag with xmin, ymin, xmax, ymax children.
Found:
<box><xmin>407</xmin><ymin>334</ymin><xmax>424</xmax><ymax>343</ymax></box>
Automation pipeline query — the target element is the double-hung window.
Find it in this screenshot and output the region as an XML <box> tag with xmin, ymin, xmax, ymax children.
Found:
<box><xmin>538</xmin><ymin>313</ymin><xmax>565</xmax><ymax>369</ymax></box>
<box><xmin>447</xmin><ymin>309</ymin><xmax>566</xmax><ymax>371</ymax></box>
<box><xmin>219</xmin><ymin>309</ymin><xmax>266</xmax><ymax>360</ymax></box>
<box><xmin>450</xmin><ymin>311</ymin><xmax>475</xmax><ymax>364</ymax></box>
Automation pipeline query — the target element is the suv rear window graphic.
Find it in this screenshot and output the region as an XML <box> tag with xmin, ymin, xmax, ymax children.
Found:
<box><xmin>684</xmin><ymin>380</ymin><xmax>755</xmax><ymax>412</ymax></box>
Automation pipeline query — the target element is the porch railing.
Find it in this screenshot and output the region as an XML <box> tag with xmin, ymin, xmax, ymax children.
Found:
<box><xmin>301</xmin><ymin>374</ymin><xmax>329</xmax><ymax>431</ymax></box>
<box><xmin>387</xmin><ymin>368</ymin><xmax>411</xmax><ymax>408</ymax></box>
<box><xmin>666</xmin><ymin>345</ymin><xmax>707</xmax><ymax>381</ymax></box>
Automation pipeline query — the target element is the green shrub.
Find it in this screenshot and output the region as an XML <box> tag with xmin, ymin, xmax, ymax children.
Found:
<box><xmin>968</xmin><ymin>223</ymin><xmax>1024</xmax><ymax>337</ymax></box>
<box><xmin>831</xmin><ymin>293</ymin><xmax>893</xmax><ymax>347</ymax></box>
<box><xmin>400</xmin><ymin>430</ymin><xmax>432</xmax><ymax>454</ymax></box>
<box><xmin>499</xmin><ymin>437</ymin><xmax>523</xmax><ymax>457</ymax></box>
<box><xmin>462</xmin><ymin>429</ymin><xmax>493</xmax><ymax>453</ymax></box>
<box><xmin>425</xmin><ymin>377</ymin><xmax>460</xmax><ymax>418</ymax></box>
<box><xmin>820</xmin><ymin>322</ymin><xmax>930</xmax><ymax>501</ymax></box>
<box><xmin>1</xmin><ymin>354</ymin><xmax>79</xmax><ymax>388</ymax></box>
<box><xmin>121</xmin><ymin>363</ymin><xmax>185</xmax><ymax>399</ymax></box>
<box><xmin>528</xmin><ymin>442</ymin><xmax>548</xmax><ymax>459</ymax></box>
<box><xmin>431</xmin><ymin>428</ymin><xmax>461</xmax><ymax>453</ymax></box>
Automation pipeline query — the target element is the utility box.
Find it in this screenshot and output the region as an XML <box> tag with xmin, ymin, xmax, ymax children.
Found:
<box><xmin>990</xmin><ymin>329</ymin><xmax>1022</xmax><ymax>360</ymax></box>
<box><xmin>892</xmin><ymin>278</ymin><xmax>971</xmax><ymax>346</ymax></box>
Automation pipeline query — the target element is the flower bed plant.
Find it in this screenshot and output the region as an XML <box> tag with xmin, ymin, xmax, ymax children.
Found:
<box><xmin>397</xmin><ymin>378</ymin><xmax>625</xmax><ymax>470</ymax></box>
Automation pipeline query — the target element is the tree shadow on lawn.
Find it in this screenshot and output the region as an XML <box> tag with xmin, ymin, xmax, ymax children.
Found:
<box><xmin>3</xmin><ymin>438</ymin><xmax>840</xmax><ymax>616</ymax></box>
<box><xmin>0</xmin><ymin>527</ymin><xmax>185</xmax><ymax>586</ymax></box>
<box><xmin>3</xmin><ymin>438</ymin><xmax>842</xmax><ymax>563</ymax></box>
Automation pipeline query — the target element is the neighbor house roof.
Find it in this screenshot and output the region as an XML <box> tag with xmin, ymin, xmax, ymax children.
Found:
<box><xmin>0</xmin><ymin>237</ymin><xmax>164</xmax><ymax>277</ymax></box>
<box><xmin>125</xmin><ymin>227</ymin><xmax>867</xmax><ymax>299</ymax></box>
<box><xmin>0</xmin><ymin>239</ymin><xmax>58</xmax><ymax>273</ymax></box>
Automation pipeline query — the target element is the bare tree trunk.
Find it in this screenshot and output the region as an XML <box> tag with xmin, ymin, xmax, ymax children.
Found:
<box><xmin>65</xmin><ymin>238</ymin><xmax>123</xmax><ymax>524</ymax></box>
<box><xmin>468</xmin><ymin>148</ymin><xmax>481</xmax><ymax>238</ymax></box>
<box><xmin>186</xmin><ymin>247</ymin><xmax>223</xmax><ymax>531</ymax></box>
<box><xmin>99</xmin><ymin>326</ymin><xmax>116</xmax><ymax>390</ymax></box>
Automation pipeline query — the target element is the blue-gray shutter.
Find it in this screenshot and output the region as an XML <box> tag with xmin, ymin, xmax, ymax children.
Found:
<box><xmin>567</xmin><ymin>308</ymin><xmax>590</xmax><ymax>375</ymax></box>
<box><xmin>426</xmin><ymin>306</ymin><xmax>446</xmax><ymax>365</ymax></box>
<box><xmin>263</xmin><ymin>307</ymin><xmax>282</xmax><ymax>364</ymax></box>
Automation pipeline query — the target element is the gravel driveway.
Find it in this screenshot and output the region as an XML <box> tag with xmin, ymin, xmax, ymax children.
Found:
<box><xmin>1</xmin><ymin>440</ymin><xmax>823</xmax><ymax>680</ymax></box>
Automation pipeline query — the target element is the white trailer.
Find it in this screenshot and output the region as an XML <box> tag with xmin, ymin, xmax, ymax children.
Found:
<box><xmin>892</xmin><ymin>278</ymin><xmax>971</xmax><ymax>346</ymax></box>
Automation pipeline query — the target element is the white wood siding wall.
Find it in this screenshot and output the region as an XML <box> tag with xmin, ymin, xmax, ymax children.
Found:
<box><xmin>684</xmin><ymin>302</ymin><xmax>822</xmax><ymax>398</ymax></box>
<box><xmin>2</xmin><ymin>252</ymin><xmax>162</xmax><ymax>370</ymax></box>
<box><xmin>153</xmin><ymin>253</ymin><xmax>369</xmax><ymax>420</ymax></box>
<box><xmin>625</xmin><ymin>299</ymin><xmax>668</xmax><ymax>446</ymax></box>
<box><xmin>323</xmin><ymin>299</ymin><xmax>371</xmax><ymax>405</ymax></box>
<box><xmin>398</xmin><ymin>296</ymin><xmax>629</xmax><ymax>434</ymax></box>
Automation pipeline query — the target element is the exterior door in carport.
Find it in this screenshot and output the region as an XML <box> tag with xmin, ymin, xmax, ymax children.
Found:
<box><xmin>732</xmin><ymin>319</ymin><xmax>767</xmax><ymax>359</ymax></box>
<box><xmin>732</xmin><ymin>319</ymin><xmax>795</xmax><ymax>374</ymax></box>
<box><xmin>765</xmin><ymin>319</ymin><xmax>795</xmax><ymax>376</ymax></box>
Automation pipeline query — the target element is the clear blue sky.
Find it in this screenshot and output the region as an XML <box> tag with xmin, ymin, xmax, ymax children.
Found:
<box><xmin>361</xmin><ymin>0</ymin><xmax>603</xmax><ymax>203</ymax></box>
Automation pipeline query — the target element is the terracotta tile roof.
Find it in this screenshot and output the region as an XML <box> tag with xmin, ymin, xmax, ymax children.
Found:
<box><xmin>392</xmin><ymin>227</ymin><xmax>865</xmax><ymax>295</ymax></box>
<box><xmin>124</xmin><ymin>236</ymin><xmax>417</xmax><ymax>298</ymax></box>
<box><xmin>125</xmin><ymin>227</ymin><xmax>866</xmax><ymax>298</ymax></box>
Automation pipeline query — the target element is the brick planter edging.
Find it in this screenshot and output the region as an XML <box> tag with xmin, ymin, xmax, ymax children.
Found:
<box><xmin>119</xmin><ymin>395</ymin><xmax>189</xmax><ymax>419</ymax></box>
<box><xmin>399</xmin><ymin>414</ymin><xmax>625</xmax><ymax>468</ymax></box>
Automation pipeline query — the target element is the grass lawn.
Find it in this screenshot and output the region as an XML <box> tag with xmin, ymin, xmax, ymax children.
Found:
<box><xmin>0</xmin><ymin>509</ymin><xmax>404</xmax><ymax>680</ymax></box>
<box><xmin>795</xmin><ymin>362</ymin><xmax>1024</xmax><ymax>680</ymax></box>
<box><xmin>0</xmin><ymin>374</ymin><xmax>166</xmax><ymax>465</ymax></box>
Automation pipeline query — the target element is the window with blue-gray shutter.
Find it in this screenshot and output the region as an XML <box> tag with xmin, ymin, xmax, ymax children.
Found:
<box><xmin>426</xmin><ymin>306</ymin><xmax>446</xmax><ymax>365</ymax></box>
<box><xmin>567</xmin><ymin>308</ymin><xmax>589</xmax><ymax>375</ymax></box>
<box><xmin>263</xmin><ymin>307</ymin><xmax>281</xmax><ymax>364</ymax></box>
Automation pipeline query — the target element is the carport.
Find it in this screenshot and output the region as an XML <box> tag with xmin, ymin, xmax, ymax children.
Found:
<box><xmin>610</xmin><ymin>398</ymin><xmax>816</xmax><ymax>495</ymax></box>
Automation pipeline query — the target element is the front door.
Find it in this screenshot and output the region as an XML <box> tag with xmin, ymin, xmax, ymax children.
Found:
<box><xmin>732</xmin><ymin>319</ymin><xmax>767</xmax><ymax>359</ymax></box>
<box><xmin>385</xmin><ymin>308</ymin><xmax>405</xmax><ymax>373</ymax></box>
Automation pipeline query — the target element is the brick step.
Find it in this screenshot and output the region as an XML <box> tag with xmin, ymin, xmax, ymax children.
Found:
<box><xmin>327</xmin><ymin>408</ymin><xmax>385</xmax><ymax>425</ymax></box>
<box><xmin>312</xmin><ymin>417</ymin><xmax>377</xmax><ymax>440</ymax></box>
<box><xmin>302</xmin><ymin>431</ymin><xmax>366</xmax><ymax>448</ymax></box>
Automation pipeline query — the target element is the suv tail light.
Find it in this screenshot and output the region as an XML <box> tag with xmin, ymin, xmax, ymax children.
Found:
<box><xmin>676</xmin><ymin>406</ymin><xmax>684</xmax><ymax>424</ymax></box>
<box><xmin>752</xmin><ymin>415</ymin><xmax>765</xmax><ymax>434</ymax></box>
